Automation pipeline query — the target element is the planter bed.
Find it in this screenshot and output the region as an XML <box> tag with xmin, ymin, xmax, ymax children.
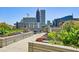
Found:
<box><xmin>28</xmin><ymin>41</ymin><xmax>79</xmax><ymax>52</ymax></box>
<box><xmin>28</xmin><ymin>34</ymin><xmax>79</xmax><ymax>52</ymax></box>
<box><xmin>0</xmin><ymin>31</ymin><xmax>33</xmax><ymax>48</ymax></box>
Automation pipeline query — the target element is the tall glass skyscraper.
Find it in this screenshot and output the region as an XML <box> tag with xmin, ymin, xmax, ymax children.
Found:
<box><xmin>36</xmin><ymin>9</ymin><xmax>40</xmax><ymax>22</ymax></box>
<box><xmin>40</xmin><ymin>10</ymin><xmax>45</xmax><ymax>26</ymax></box>
<box><xmin>36</xmin><ymin>9</ymin><xmax>45</xmax><ymax>28</ymax></box>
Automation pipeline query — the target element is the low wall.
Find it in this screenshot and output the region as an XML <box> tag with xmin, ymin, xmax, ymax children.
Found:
<box><xmin>28</xmin><ymin>42</ymin><xmax>79</xmax><ymax>52</ymax></box>
<box><xmin>0</xmin><ymin>32</ymin><xmax>33</xmax><ymax>48</ymax></box>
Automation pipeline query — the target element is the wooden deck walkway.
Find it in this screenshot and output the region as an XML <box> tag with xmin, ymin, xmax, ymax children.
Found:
<box><xmin>0</xmin><ymin>33</ymin><xmax>45</xmax><ymax>52</ymax></box>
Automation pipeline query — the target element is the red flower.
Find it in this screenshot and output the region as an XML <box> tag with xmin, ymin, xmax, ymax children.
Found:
<box><xmin>36</xmin><ymin>36</ymin><xmax>47</xmax><ymax>42</ymax></box>
<box><xmin>36</xmin><ymin>37</ymin><xmax>43</xmax><ymax>42</ymax></box>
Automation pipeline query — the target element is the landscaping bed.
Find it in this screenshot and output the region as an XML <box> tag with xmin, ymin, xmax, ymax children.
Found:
<box><xmin>0</xmin><ymin>31</ymin><xmax>33</xmax><ymax>48</ymax></box>
<box><xmin>28</xmin><ymin>41</ymin><xmax>79</xmax><ymax>52</ymax></box>
<box><xmin>35</xmin><ymin>20</ymin><xmax>79</xmax><ymax>49</ymax></box>
<box><xmin>0</xmin><ymin>23</ymin><xmax>33</xmax><ymax>48</ymax></box>
<box><xmin>0</xmin><ymin>23</ymin><xmax>25</xmax><ymax>37</ymax></box>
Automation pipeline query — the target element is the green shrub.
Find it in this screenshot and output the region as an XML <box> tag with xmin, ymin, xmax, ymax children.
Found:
<box><xmin>0</xmin><ymin>23</ymin><xmax>23</xmax><ymax>36</ymax></box>
<box><xmin>48</xmin><ymin>21</ymin><xmax>79</xmax><ymax>47</ymax></box>
<box><xmin>60</xmin><ymin>21</ymin><xmax>79</xmax><ymax>46</ymax></box>
<box><xmin>48</xmin><ymin>32</ymin><xmax>57</xmax><ymax>40</ymax></box>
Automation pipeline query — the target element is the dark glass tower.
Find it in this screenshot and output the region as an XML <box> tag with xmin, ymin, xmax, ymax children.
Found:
<box><xmin>36</xmin><ymin>9</ymin><xmax>40</xmax><ymax>22</ymax></box>
<box><xmin>40</xmin><ymin>10</ymin><xmax>45</xmax><ymax>26</ymax></box>
<box><xmin>15</xmin><ymin>22</ymin><xmax>19</xmax><ymax>29</ymax></box>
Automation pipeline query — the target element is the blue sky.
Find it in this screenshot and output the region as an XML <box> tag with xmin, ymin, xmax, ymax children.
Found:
<box><xmin>0</xmin><ymin>7</ymin><xmax>79</xmax><ymax>25</ymax></box>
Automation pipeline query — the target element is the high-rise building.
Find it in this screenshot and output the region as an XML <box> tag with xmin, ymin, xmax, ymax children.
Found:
<box><xmin>40</xmin><ymin>10</ymin><xmax>45</xmax><ymax>27</ymax></box>
<box><xmin>36</xmin><ymin>9</ymin><xmax>40</xmax><ymax>22</ymax></box>
<box><xmin>15</xmin><ymin>22</ymin><xmax>19</xmax><ymax>29</ymax></box>
<box><xmin>36</xmin><ymin>9</ymin><xmax>40</xmax><ymax>29</ymax></box>
<box><xmin>36</xmin><ymin>9</ymin><xmax>46</xmax><ymax>28</ymax></box>
<box><xmin>47</xmin><ymin>20</ymin><xmax>51</xmax><ymax>25</ymax></box>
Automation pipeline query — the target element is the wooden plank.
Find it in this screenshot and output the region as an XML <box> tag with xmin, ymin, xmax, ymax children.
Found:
<box><xmin>28</xmin><ymin>42</ymin><xmax>79</xmax><ymax>52</ymax></box>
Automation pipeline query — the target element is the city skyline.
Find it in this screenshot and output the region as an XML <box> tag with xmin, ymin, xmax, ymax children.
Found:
<box><xmin>0</xmin><ymin>7</ymin><xmax>79</xmax><ymax>25</ymax></box>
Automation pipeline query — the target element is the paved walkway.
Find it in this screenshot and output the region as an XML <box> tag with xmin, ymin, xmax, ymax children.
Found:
<box><xmin>0</xmin><ymin>33</ymin><xmax>45</xmax><ymax>52</ymax></box>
